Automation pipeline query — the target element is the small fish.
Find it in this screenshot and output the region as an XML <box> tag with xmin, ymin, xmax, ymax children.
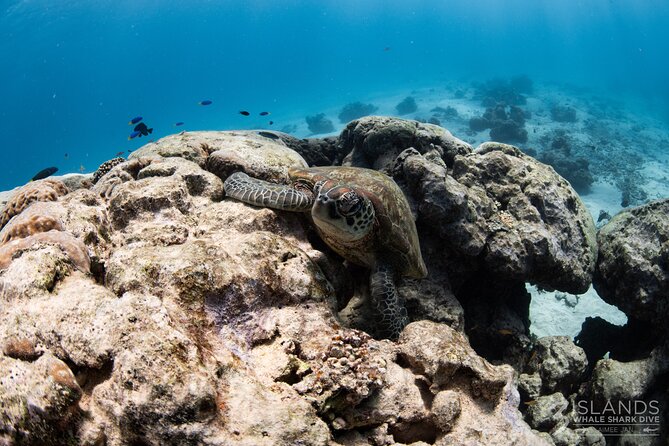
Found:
<box><xmin>257</xmin><ymin>131</ymin><xmax>279</xmax><ymax>140</ymax></box>
<box><xmin>175</xmin><ymin>122</ymin><xmax>184</xmax><ymax>126</ymax></box>
<box><xmin>128</xmin><ymin>131</ymin><xmax>141</xmax><ymax>140</ymax></box>
<box><xmin>31</xmin><ymin>166</ymin><xmax>58</xmax><ymax>181</ymax></box>
<box><xmin>199</xmin><ymin>100</ymin><xmax>213</xmax><ymax>106</ymax></box>
<box><xmin>259</xmin><ymin>111</ymin><xmax>270</xmax><ymax>116</ymax></box>
<box><xmin>128</xmin><ymin>116</ymin><xmax>143</xmax><ymax>125</ymax></box>
<box><xmin>497</xmin><ymin>329</ymin><xmax>514</xmax><ymax>336</ymax></box>
<box><xmin>524</xmin><ymin>400</ymin><xmax>538</xmax><ymax>406</ymax></box>
<box><xmin>116</xmin><ymin>151</ymin><xmax>125</xmax><ymax>157</ymax></box>
<box><xmin>134</xmin><ymin>122</ymin><xmax>153</xmax><ymax>137</ymax></box>
<box><xmin>239</xmin><ymin>111</ymin><xmax>250</xmax><ymax>116</ymax></box>
<box><xmin>79</xmin><ymin>164</ymin><xmax>86</xmax><ymax>173</ymax></box>
<box><xmin>383</xmin><ymin>47</ymin><xmax>391</xmax><ymax>51</ymax></box>
<box><xmin>64</xmin><ymin>153</ymin><xmax>69</xmax><ymax>159</ymax></box>
<box><xmin>268</xmin><ymin>120</ymin><xmax>274</xmax><ymax>125</ymax></box>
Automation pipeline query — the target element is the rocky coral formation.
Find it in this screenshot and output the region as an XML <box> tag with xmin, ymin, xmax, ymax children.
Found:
<box><xmin>538</xmin><ymin>134</ymin><xmax>594</xmax><ymax>195</ymax></box>
<box><xmin>339</xmin><ymin>115</ymin><xmax>472</xmax><ymax>171</ymax></box>
<box><xmin>395</xmin><ymin>96</ymin><xmax>418</xmax><ymax>115</ymax></box>
<box><xmin>92</xmin><ymin>157</ymin><xmax>126</xmax><ymax>184</ymax></box>
<box><xmin>469</xmin><ymin>103</ymin><xmax>529</xmax><ymax>144</ymax></box>
<box><xmin>338</xmin><ymin>102</ymin><xmax>379</xmax><ymax>123</ymax></box>
<box><xmin>204</xmin><ymin>132</ymin><xmax>309</xmax><ymax>182</ymax></box>
<box><xmin>393</xmin><ymin>142</ymin><xmax>596</xmax><ymax>294</ymax></box>
<box><xmin>306</xmin><ymin>113</ymin><xmax>336</xmax><ymax>134</ymax></box>
<box><xmin>430</xmin><ymin>105</ymin><xmax>460</xmax><ymax>121</ymax></box>
<box><xmin>0</xmin><ymin>179</ymin><xmax>69</xmax><ymax>229</ymax></box>
<box><xmin>274</xmin><ymin>133</ymin><xmax>346</xmax><ymax>166</ymax></box>
<box><xmin>2</xmin><ymin>120</ymin><xmax>663</xmax><ymax>445</ymax></box>
<box><xmin>594</xmin><ymin>199</ymin><xmax>669</xmax><ymax>337</ymax></box>
<box><xmin>473</xmin><ymin>77</ymin><xmax>529</xmax><ymax>106</ymax></box>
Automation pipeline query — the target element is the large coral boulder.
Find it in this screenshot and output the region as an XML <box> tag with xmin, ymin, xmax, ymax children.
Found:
<box><xmin>340</xmin><ymin>116</ymin><xmax>472</xmax><ymax>171</ymax></box>
<box><xmin>594</xmin><ymin>198</ymin><xmax>669</xmax><ymax>334</ymax></box>
<box><xmin>129</xmin><ymin>130</ymin><xmax>309</xmax><ymax>184</ymax></box>
<box><xmin>395</xmin><ymin>143</ymin><xmax>597</xmax><ymax>293</ymax></box>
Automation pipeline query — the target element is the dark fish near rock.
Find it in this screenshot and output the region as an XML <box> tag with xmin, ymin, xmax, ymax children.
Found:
<box><xmin>257</xmin><ymin>131</ymin><xmax>279</xmax><ymax>140</ymax></box>
<box><xmin>175</xmin><ymin>122</ymin><xmax>184</xmax><ymax>126</ymax></box>
<box><xmin>116</xmin><ymin>151</ymin><xmax>125</xmax><ymax>157</ymax></box>
<box><xmin>134</xmin><ymin>122</ymin><xmax>153</xmax><ymax>137</ymax></box>
<box><xmin>259</xmin><ymin>111</ymin><xmax>270</xmax><ymax>116</ymax></box>
<box><xmin>239</xmin><ymin>111</ymin><xmax>250</xmax><ymax>116</ymax></box>
<box><xmin>31</xmin><ymin>166</ymin><xmax>58</xmax><ymax>181</ymax></box>
<box><xmin>269</xmin><ymin>121</ymin><xmax>274</xmax><ymax>125</ymax></box>
<box><xmin>199</xmin><ymin>100</ymin><xmax>213</xmax><ymax>106</ymax></box>
<box><xmin>128</xmin><ymin>116</ymin><xmax>143</xmax><ymax>125</ymax></box>
<box><xmin>128</xmin><ymin>130</ymin><xmax>141</xmax><ymax>140</ymax></box>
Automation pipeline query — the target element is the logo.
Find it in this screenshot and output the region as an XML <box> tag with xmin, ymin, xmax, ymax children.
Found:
<box><xmin>574</xmin><ymin>399</ymin><xmax>661</xmax><ymax>437</ymax></box>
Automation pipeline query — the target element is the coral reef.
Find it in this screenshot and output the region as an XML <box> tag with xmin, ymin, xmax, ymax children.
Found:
<box><xmin>0</xmin><ymin>211</ymin><xmax>64</xmax><ymax>244</ymax></box>
<box><xmin>203</xmin><ymin>131</ymin><xmax>308</xmax><ymax>182</ymax></box>
<box><xmin>1</xmin><ymin>121</ymin><xmax>667</xmax><ymax>445</ymax></box>
<box><xmin>393</xmin><ymin>142</ymin><xmax>597</xmax><ymax>294</ymax></box>
<box><xmin>92</xmin><ymin>157</ymin><xmax>125</xmax><ymax>184</ymax></box>
<box><xmin>430</xmin><ymin>105</ymin><xmax>459</xmax><ymax>120</ymax></box>
<box><xmin>338</xmin><ymin>101</ymin><xmax>378</xmax><ymax>123</ymax></box>
<box><xmin>306</xmin><ymin>113</ymin><xmax>335</xmax><ymax>134</ymax></box>
<box><xmin>339</xmin><ymin>115</ymin><xmax>472</xmax><ymax>171</ymax></box>
<box><xmin>0</xmin><ymin>179</ymin><xmax>69</xmax><ymax>229</ymax></box>
<box><xmin>473</xmin><ymin>77</ymin><xmax>529</xmax><ymax>106</ymax></box>
<box><xmin>538</xmin><ymin>134</ymin><xmax>594</xmax><ymax>195</ymax></box>
<box><xmin>469</xmin><ymin>103</ymin><xmax>529</xmax><ymax>144</ymax></box>
<box><xmin>594</xmin><ymin>199</ymin><xmax>669</xmax><ymax>337</ymax></box>
<box><xmin>395</xmin><ymin>96</ymin><xmax>417</xmax><ymax>115</ymax></box>
<box><xmin>274</xmin><ymin>133</ymin><xmax>346</xmax><ymax>166</ymax></box>
<box><xmin>0</xmin><ymin>230</ymin><xmax>90</xmax><ymax>272</ymax></box>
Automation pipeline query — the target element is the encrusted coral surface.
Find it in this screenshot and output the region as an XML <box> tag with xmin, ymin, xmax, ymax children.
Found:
<box><xmin>1</xmin><ymin>125</ymin><xmax>663</xmax><ymax>445</ymax></box>
<box><xmin>0</xmin><ymin>179</ymin><xmax>69</xmax><ymax>229</ymax></box>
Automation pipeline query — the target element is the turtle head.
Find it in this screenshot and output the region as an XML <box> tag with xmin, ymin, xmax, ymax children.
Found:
<box><xmin>311</xmin><ymin>180</ymin><xmax>376</xmax><ymax>242</ymax></box>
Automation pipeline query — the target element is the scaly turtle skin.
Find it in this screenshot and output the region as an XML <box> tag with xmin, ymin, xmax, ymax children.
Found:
<box><xmin>224</xmin><ymin>166</ymin><xmax>427</xmax><ymax>339</ymax></box>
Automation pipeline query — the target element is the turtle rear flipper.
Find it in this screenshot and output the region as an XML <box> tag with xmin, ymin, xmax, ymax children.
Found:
<box><xmin>224</xmin><ymin>172</ymin><xmax>314</xmax><ymax>212</ymax></box>
<box><xmin>370</xmin><ymin>262</ymin><xmax>408</xmax><ymax>340</ymax></box>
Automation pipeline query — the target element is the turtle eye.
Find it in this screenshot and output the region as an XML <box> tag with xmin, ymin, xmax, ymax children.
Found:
<box><xmin>337</xmin><ymin>192</ymin><xmax>362</xmax><ymax>216</ymax></box>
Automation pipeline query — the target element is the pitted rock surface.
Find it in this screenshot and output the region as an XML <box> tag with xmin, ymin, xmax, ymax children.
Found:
<box><xmin>340</xmin><ymin>115</ymin><xmax>472</xmax><ymax>171</ymax></box>
<box><xmin>0</xmin><ymin>129</ymin><xmax>580</xmax><ymax>446</ymax></box>
<box><xmin>395</xmin><ymin>143</ymin><xmax>597</xmax><ymax>293</ymax></box>
<box><xmin>594</xmin><ymin>198</ymin><xmax>669</xmax><ymax>334</ymax></box>
<box><xmin>203</xmin><ymin>130</ymin><xmax>308</xmax><ymax>182</ymax></box>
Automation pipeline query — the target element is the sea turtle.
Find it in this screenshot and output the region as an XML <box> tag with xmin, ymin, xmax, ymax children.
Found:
<box><xmin>224</xmin><ymin>166</ymin><xmax>427</xmax><ymax>339</ymax></box>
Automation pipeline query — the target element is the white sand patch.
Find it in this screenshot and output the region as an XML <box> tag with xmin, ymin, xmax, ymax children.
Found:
<box><xmin>528</xmin><ymin>285</ymin><xmax>627</xmax><ymax>339</ymax></box>
<box><xmin>581</xmin><ymin>180</ymin><xmax>624</xmax><ymax>222</ymax></box>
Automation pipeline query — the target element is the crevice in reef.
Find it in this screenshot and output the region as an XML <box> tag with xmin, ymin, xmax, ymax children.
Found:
<box><xmin>389</xmin><ymin>419</ymin><xmax>438</xmax><ymax>444</ymax></box>
<box><xmin>90</xmin><ymin>257</ymin><xmax>106</xmax><ymax>286</ymax></box>
<box><xmin>415</xmin><ymin>376</ymin><xmax>435</xmax><ymax>410</ymax></box>
<box><xmin>75</xmin><ymin>358</ymin><xmax>115</xmax><ymax>395</ymax></box>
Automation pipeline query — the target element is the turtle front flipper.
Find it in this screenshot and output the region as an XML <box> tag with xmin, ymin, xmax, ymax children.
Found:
<box><xmin>370</xmin><ymin>262</ymin><xmax>408</xmax><ymax>340</ymax></box>
<box><xmin>224</xmin><ymin>172</ymin><xmax>314</xmax><ymax>212</ymax></box>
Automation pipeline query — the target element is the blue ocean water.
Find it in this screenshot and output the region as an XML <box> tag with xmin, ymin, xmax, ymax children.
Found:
<box><xmin>1</xmin><ymin>0</ymin><xmax>668</xmax><ymax>191</ymax></box>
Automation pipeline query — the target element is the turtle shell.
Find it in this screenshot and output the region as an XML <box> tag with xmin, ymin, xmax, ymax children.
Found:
<box><xmin>289</xmin><ymin>166</ymin><xmax>427</xmax><ymax>279</ymax></box>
